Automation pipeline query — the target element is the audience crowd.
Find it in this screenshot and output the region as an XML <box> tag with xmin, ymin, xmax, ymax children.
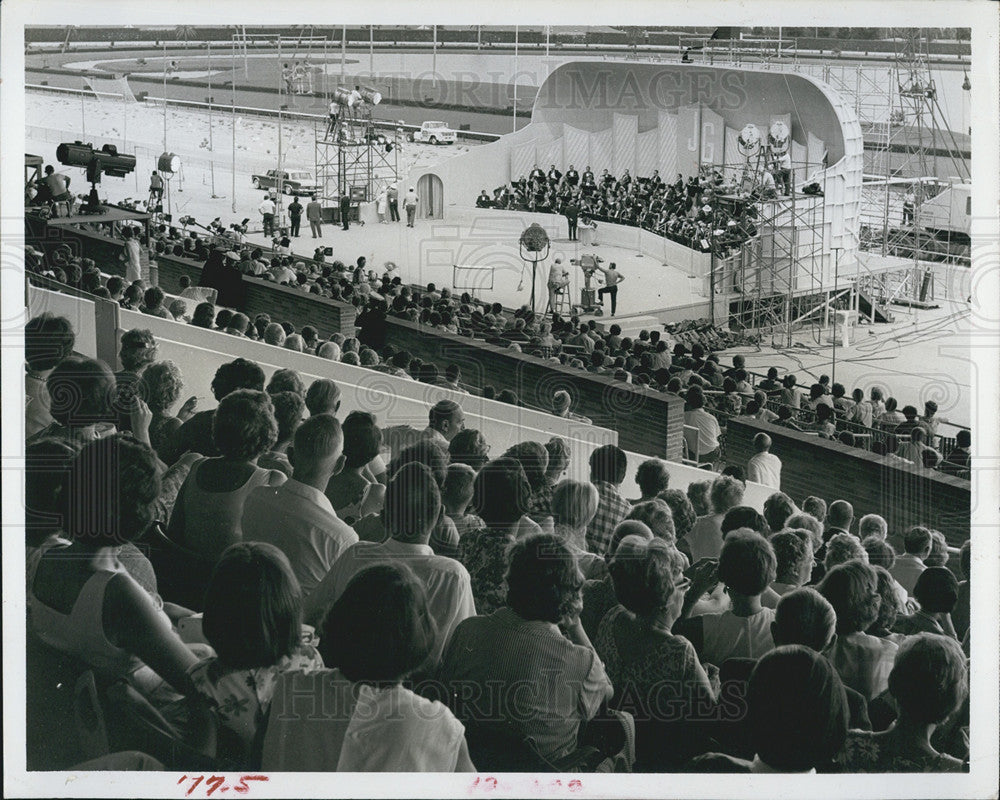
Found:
<box><xmin>24</xmin><ymin>305</ymin><xmax>972</xmax><ymax>774</ymax></box>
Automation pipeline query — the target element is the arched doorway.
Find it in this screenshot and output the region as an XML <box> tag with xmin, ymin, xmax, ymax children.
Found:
<box><xmin>416</xmin><ymin>173</ymin><xmax>444</xmax><ymax>219</ymax></box>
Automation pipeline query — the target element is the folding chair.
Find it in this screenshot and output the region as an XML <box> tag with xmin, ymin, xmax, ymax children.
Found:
<box><xmin>682</xmin><ymin>424</ymin><xmax>716</xmax><ymax>469</ymax></box>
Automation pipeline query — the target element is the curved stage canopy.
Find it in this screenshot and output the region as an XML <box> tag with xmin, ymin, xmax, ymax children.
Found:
<box><xmin>400</xmin><ymin>61</ymin><xmax>863</xmax><ymax>307</ymax></box>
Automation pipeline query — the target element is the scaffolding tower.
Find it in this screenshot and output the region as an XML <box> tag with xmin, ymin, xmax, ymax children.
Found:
<box><xmin>314</xmin><ymin>99</ymin><xmax>400</xmax><ymax>211</ymax></box>
<box><xmin>713</xmin><ymin>154</ymin><xmax>831</xmax><ymax>348</ymax></box>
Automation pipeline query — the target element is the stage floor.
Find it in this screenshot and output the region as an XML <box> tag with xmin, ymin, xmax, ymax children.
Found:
<box><xmin>242</xmin><ymin>207</ymin><xmax>712</xmax><ymax>320</ymax></box>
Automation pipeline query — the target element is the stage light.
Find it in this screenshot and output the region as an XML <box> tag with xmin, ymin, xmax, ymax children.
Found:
<box><xmin>333</xmin><ymin>86</ymin><xmax>356</xmax><ymax>107</ymax></box>
<box><xmin>519</xmin><ymin>222</ymin><xmax>550</xmax><ymax>252</ymax></box>
<box><xmin>360</xmin><ymin>87</ymin><xmax>382</xmax><ymax>105</ymax></box>
<box><xmin>962</xmin><ymin>73</ymin><xmax>971</xmax><ymax>91</ymax></box>
<box><xmin>158</xmin><ymin>152</ymin><xmax>181</xmax><ymax>174</ymax></box>
<box><xmin>57</xmin><ymin>141</ymin><xmax>136</xmax><ymax>180</ymax></box>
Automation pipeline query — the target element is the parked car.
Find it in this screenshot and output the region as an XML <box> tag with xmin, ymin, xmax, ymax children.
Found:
<box><xmin>409</xmin><ymin>121</ymin><xmax>457</xmax><ymax>145</ymax></box>
<box><xmin>251</xmin><ymin>169</ymin><xmax>321</xmax><ymax>196</ymax></box>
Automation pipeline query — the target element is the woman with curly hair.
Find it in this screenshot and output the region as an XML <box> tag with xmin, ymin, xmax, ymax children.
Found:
<box><xmin>440</xmin><ymin>533</ymin><xmax>614</xmax><ymax>763</ymax></box>
<box><xmin>682</xmin><ymin>475</ymin><xmax>744</xmax><ymax>562</ymax></box>
<box><xmin>139</xmin><ymin>361</ymin><xmax>197</xmax><ymax>461</ymax></box>
<box><xmin>595</xmin><ymin>538</ymin><xmax>716</xmax><ymax>769</ymax></box>
<box><xmin>818</xmin><ymin>560</ymin><xmax>898</xmax><ymax>700</ymax></box>
<box><xmin>168</xmin><ymin>390</ymin><xmax>286</xmax><ymax>561</ymax></box>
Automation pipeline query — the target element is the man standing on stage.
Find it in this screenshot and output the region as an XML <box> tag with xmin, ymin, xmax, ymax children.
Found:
<box><xmin>596</xmin><ymin>262</ymin><xmax>625</xmax><ymax>316</ymax></box>
<box><xmin>564</xmin><ymin>198</ymin><xmax>580</xmax><ymax>241</ymax></box>
<box><xmin>403</xmin><ymin>187</ymin><xmax>419</xmax><ymax>227</ymax></box>
<box><xmin>259</xmin><ymin>193</ymin><xmax>276</xmax><ymax>237</ymax></box>
<box><xmin>387</xmin><ymin>185</ymin><xmax>400</xmax><ymax>222</ymax></box>
<box><xmin>288</xmin><ymin>196</ymin><xmax>303</xmax><ymax>237</ymax></box>
<box><xmin>306</xmin><ymin>194</ymin><xmax>323</xmax><ymax>238</ymax></box>
<box><xmin>340</xmin><ymin>193</ymin><xmax>351</xmax><ymax>231</ymax></box>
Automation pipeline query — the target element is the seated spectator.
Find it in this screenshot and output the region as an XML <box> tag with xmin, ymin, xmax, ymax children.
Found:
<box><xmin>188</xmin><ymin>542</ymin><xmax>324</xmax><ymax>759</ymax></box>
<box><xmin>631</xmin><ymin>458</ymin><xmax>671</xmax><ymax>503</ymax></box>
<box><xmin>258</xmin><ymin>391</ymin><xmax>305</xmax><ymax>477</ymax></box>
<box><xmin>27</xmin><ymin>355</ymin><xmax>116</xmax><ymax>449</ymax></box>
<box><xmin>893</xmin><ymin>567</ymin><xmax>960</xmax><ymax>638</ymax></box>
<box><xmin>504</xmin><ymin>441</ymin><xmax>550</xmax><ymax>521</ymax></box>
<box><xmin>322</xmin><ymin>564</ymin><xmax>475</xmax><ymax>771</ymax></box>
<box><xmin>440</xmin><ymin>534</ymin><xmax>614</xmax><ymax>764</ymax></box>
<box><xmin>675</xmin><ymin>530</ymin><xmax>777</xmax><ymax>666</ymax></box>
<box><xmin>168</xmin><ymin>298</ymin><xmax>188</xmax><ymax>321</ymax></box>
<box><xmin>879</xmin><ymin>397</ymin><xmax>906</xmax><ymax>429</ymax></box>
<box><xmin>190</xmin><ymin>302</ymin><xmax>216</xmax><ymax>329</ymax></box>
<box><xmin>28</xmin><ymin>436</ymin><xmax>200</xmax><ymax>701</ymax></box>
<box><xmin>112</xmin><ymin>328</ymin><xmax>158</xmax><ymax>432</ymax></box>
<box><xmin>164</xmin><ymin>358</ymin><xmax>265</xmax><ymax>464</ymax></box>
<box><xmin>818</xmin><ymin>560</ymin><xmax>898</xmax><ymax>700</ymax></box>
<box><xmin>580</xmin><ymin>524</ymin><xmax>653</xmax><ymax>639</ymax></box>
<box><xmin>762</xmin><ymin>491</ymin><xmax>796</xmax><ymax>533</ymax></box>
<box><xmin>448</xmin><ymin>428</ymin><xmax>490</xmax><ymax>471</ymax></box>
<box><xmin>687</xmin><ymin>646</ymin><xmax>849</xmax><ymax>773</ymax></box>
<box><xmin>550</xmin><ymin>480</ymin><xmax>603</xmax><ymax>578</ymax></box>
<box><xmin>939</xmin><ymin>429</ymin><xmax>971</xmax><ymax>476</ymax></box>
<box><xmin>897</xmin><ymin>427</ymin><xmax>939</xmax><ymax>465</ymax></box>
<box><xmin>552</xmin><ymin>389</ymin><xmax>592</xmax><ymax>424</ymax></box>
<box><xmin>442</xmin><ymin>464</ymin><xmax>483</xmax><ymax>540</ymax></box>
<box><xmin>596</xmin><ymin>538</ymin><xmax>716</xmax><ymax>769</ymax></box>
<box><xmin>824</xmin><ymin>532</ymin><xmax>869</xmax><ymax>572</ymax></box>
<box><xmin>770</xmin><ymin>589</ymin><xmax>872</xmax><ymax>731</ymax></box>
<box><xmin>686</xmin><ymin>479</ymin><xmax>712</xmax><ymax>517</ymax></box>
<box><xmin>323</xmin><ymin>411</ymin><xmax>385</xmax><ymax>526</ymax></box>
<box><xmin>952</xmin><ymin>541</ymin><xmax>971</xmax><ymax>641</ymax></box>
<box><xmin>459</xmin><ymin>458</ymin><xmax>532</xmax><ymax>615</ymax></box>
<box><xmin>267</xmin><ymin>368</ymin><xmax>305</xmax><ymax>398</ymax></box>
<box><xmin>838</xmin><ymin>634</ymin><xmax>967</xmax><ymax>772</ymax></box>
<box><xmin>867</xmin><ymin>564</ymin><xmax>906</xmax><ymax>642</ymax></box>
<box><xmin>167</xmin><ymin>390</ymin><xmax>286</xmax><ymax>561</ymax></box>
<box><xmin>746</xmin><ymin>433</ymin><xmax>781</xmax><ymax>489</ymax></box>
<box><xmin>627</xmin><ymin>497</ymin><xmax>678</xmax><ymax>545</ymax></box>
<box><xmin>683</xmin><ymin>386</ymin><xmax>721</xmax><ymax>464</ymax></box>
<box><xmin>774</xmin><ymin>405</ymin><xmax>803</xmax><ymax>431</ymax></box>
<box><xmin>140</xmin><ymin>286</ymin><xmax>172</xmax><ymax>319</ymax></box>
<box><xmin>858</xmin><ymin>513</ymin><xmax>888</xmax><ymax>541</ymax></box>
<box><xmin>541</xmin><ymin>435</ymin><xmax>570</xmax><ymax>497</ymax></box>
<box><xmin>682</xmin><ymin>475</ymin><xmax>743</xmax><ymax>562</ymax></box>
<box><xmin>585</xmin><ymin>445</ymin><xmax>632</xmax><ymax>556</ymax></box>
<box><xmin>305</xmin><ymin>463</ymin><xmax>475</xmax><ymax>665</ymax></box>
<box><xmin>779</xmin><ymin>374</ymin><xmax>802</xmax><ymax>409</ymax></box>
<box><xmin>241</xmin><ymin>414</ymin><xmax>356</xmax><ymax>597</ymax></box>
<box><xmin>263</xmin><ymin>323</ymin><xmax>287</xmax><ymax>347</ymax></box>
<box><xmin>769</xmin><ymin>531</ymin><xmax>814</xmax><ymax>598</ymax></box>
<box><xmin>304</xmin><ymin>378</ymin><xmax>341</xmax><ymax>417</ymax></box>
<box><xmin>924</xmin><ymin>530</ymin><xmax>950</xmax><ymax>568</ymax></box>
<box><xmin>25</xmin><ymin>313</ymin><xmax>75</xmax><ymax>439</ymax></box>
<box><xmin>891</xmin><ymin>526</ymin><xmax>932</xmax><ymax>596</ymax></box>
<box><xmin>801</xmin><ymin>496</ymin><xmax>827</xmax><ymax>525</ymax></box>
<box><xmin>139</xmin><ymin>360</ymin><xmax>198</xmax><ymax>462</ymax></box>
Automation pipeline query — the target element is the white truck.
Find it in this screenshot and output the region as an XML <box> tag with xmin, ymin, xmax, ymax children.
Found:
<box><xmin>409</xmin><ymin>121</ymin><xmax>458</xmax><ymax>145</ymax></box>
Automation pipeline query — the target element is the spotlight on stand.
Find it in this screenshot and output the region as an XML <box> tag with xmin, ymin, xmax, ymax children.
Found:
<box><xmin>158</xmin><ymin>152</ymin><xmax>181</xmax><ymax>174</ymax></box>
<box><xmin>57</xmin><ymin>140</ymin><xmax>137</xmax><ymax>214</ymax></box>
<box><xmin>360</xmin><ymin>87</ymin><xmax>382</xmax><ymax>105</ymax></box>
<box><xmin>518</xmin><ymin>223</ymin><xmax>551</xmax><ymax>313</ymax></box>
<box><xmin>333</xmin><ymin>86</ymin><xmax>356</xmax><ymax>108</ymax></box>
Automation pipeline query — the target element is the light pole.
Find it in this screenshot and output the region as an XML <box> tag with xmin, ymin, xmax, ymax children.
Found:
<box><xmin>513</xmin><ymin>26</ymin><xmax>519</xmax><ymax>133</ymax></box>
<box><xmin>831</xmin><ymin>246</ymin><xmax>842</xmax><ymax>387</ymax></box>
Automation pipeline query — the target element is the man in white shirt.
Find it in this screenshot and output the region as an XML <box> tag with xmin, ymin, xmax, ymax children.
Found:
<box><xmin>683</xmin><ymin>386</ymin><xmax>721</xmax><ymax>464</ymax></box>
<box><xmin>747</xmin><ymin>432</ymin><xmax>782</xmax><ymax>490</ymax></box>
<box><xmin>304</xmin><ymin>462</ymin><xmax>476</xmax><ymax>665</ymax></box>
<box><xmin>890</xmin><ymin>526</ymin><xmax>932</xmax><ymax>596</ymax></box>
<box><xmin>259</xmin><ymin>194</ymin><xmax>277</xmax><ymax>237</ymax></box>
<box><xmin>242</xmin><ymin>414</ymin><xmax>357</xmax><ymax>596</ymax></box>
<box><xmin>403</xmin><ymin>187</ymin><xmax>419</xmax><ymax>227</ymax></box>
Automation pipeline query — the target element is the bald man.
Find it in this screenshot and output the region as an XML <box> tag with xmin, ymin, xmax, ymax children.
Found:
<box><xmin>747</xmin><ymin>432</ymin><xmax>782</xmax><ymax>489</ymax></box>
